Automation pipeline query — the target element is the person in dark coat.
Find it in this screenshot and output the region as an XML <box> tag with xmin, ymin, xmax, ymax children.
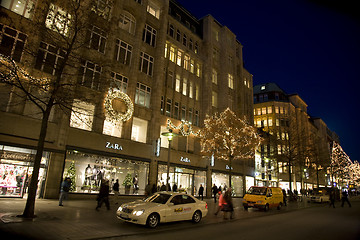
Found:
<box><xmin>96</xmin><ymin>179</ymin><xmax>110</xmax><ymax>211</ymax></box>
<box><xmin>172</xmin><ymin>183</ymin><xmax>178</xmax><ymax>192</ymax></box>
<box><xmin>222</xmin><ymin>188</ymin><xmax>234</xmax><ymax>219</ymax></box>
<box><xmin>198</xmin><ymin>184</ymin><xmax>204</xmax><ymax>200</ymax></box>
<box><xmin>341</xmin><ymin>190</ymin><xmax>351</xmax><ymax>207</ymax></box>
<box><xmin>329</xmin><ymin>188</ymin><xmax>336</xmax><ymax>208</ymax></box>
<box><xmin>112</xmin><ymin>179</ymin><xmax>119</xmax><ymax>204</ymax></box>
<box><xmin>212</xmin><ymin>184</ymin><xmax>218</xmax><ymax>203</ymax></box>
<box><xmin>59</xmin><ymin>177</ymin><xmax>72</xmax><ymax>206</ymax></box>
<box><xmin>282</xmin><ymin>189</ymin><xmax>287</xmax><ymax>206</ymax></box>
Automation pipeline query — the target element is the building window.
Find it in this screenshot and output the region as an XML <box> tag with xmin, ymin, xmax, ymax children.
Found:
<box><xmin>147</xmin><ymin>0</ymin><xmax>160</xmax><ymax>19</ymax></box>
<box><xmin>119</xmin><ymin>11</ymin><xmax>136</xmax><ymax>35</ymax></box>
<box><xmin>267</xmin><ymin>106</ymin><xmax>272</xmax><ymax>114</ymax></box>
<box><xmin>176</xmin><ymin>30</ymin><xmax>181</xmax><ymax>41</ymax></box>
<box><xmin>139</xmin><ymin>52</ymin><xmax>154</xmax><ymax>76</ymax></box>
<box><xmin>195</xmin><ymin>84</ymin><xmax>199</xmax><ymax>101</ymax></box>
<box><xmin>212</xmin><ymin>69</ymin><xmax>218</xmax><ymax>84</ymax></box>
<box><xmin>174</xmin><ymin>102</ymin><xmax>179</xmax><ymax>119</ymax></box>
<box><xmin>183</xmin><ymin>54</ymin><xmax>190</xmax><ymax>70</ymax></box>
<box><xmin>45</xmin><ymin>4</ymin><xmax>71</xmax><ymax>36</ymax></box>
<box><xmin>183</xmin><ymin>34</ymin><xmax>187</xmax><ymax>46</ymax></box>
<box><xmin>182</xmin><ymin>78</ymin><xmax>187</xmax><ymax>96</ymax></box>
<box><xmin>88</xmin><ymin>26</ymin><xmax>107</xmax><ymax>54</ymax></box>
<box><xmin>212</xmin><ymin>91</ymin><xmax>218</xmax><ymax>108</ymax></box>
<box><xmin>181</xmin><ymin>105</ymin><xmax>186</xmax><ymax>121</ymax></box>
<box><xmin>264</xmin><ymin>94</ymin><xmax>268</xmax><ymax>101</ymax></box>
<box><xmin>169</xmin><ymin>46</ymin><xmax>175</xmax><ymax>62</ymax></box>
<box><xmin>276</xmin><ymin>119</ymin><xmax>280</xmax><ymax>126</ymax></box>
<box><xmin>1</xmin><ymin>0</ymin><xmax>35</xmax><ymax>18</ymax></box>
<box><xmin>79</xmin><ymin>60</ymin><xmax>102</xmax><ymax>90</ymax></box>
<box><xmin>176</xmin><ymin>50</ymin><xmax>182</xmax><ymax>66</ymax></box>
<box><xmin>189</xmin><ymin>38</ymin><xmax>193</xmax><ymax>50</ymax></box>
<box><xmin>110</xmin><ymin>72</ymin><xmax>128</xmax><ymax>93</ymax></box>
<box><xmin>135</xmin><ymin>82</ymin><xmax>151</xmax><ymax>108</ymax></box>
<box><xmin>195</xmin><ymin>110</ymin><xmax>199</xmax><ymax>126</ymax></box>
<box><xmin>194</xmin><ymin>42</ymin><xmax>198</xmax><ymax>54</ymax></box>
<box><xmin>275</xmin><ymin>106</ymin><xmax>279</xmax><ymax>114</ymax></box>
<box><xmin>262</xmin><ymin>107</ymin><xmax>266</xmax><ymax>115</ymax></box>
<box><xmin>166</xmin><ymin>98</ymin><xmax>172</xmax><ymax>117</ymax></box>
<box><xmin>189</xmin><ymin>81</ymin><xmax>193</xmax><ymax>98</ymax></box>
<box><xmin>131</xmin><ymin>117</ymin><xmax>148</xmax><ymax>143</ymax></box>
<box><xmin>169</xmin><ymin>24</ymin><xmax>174</xmax><ymax>38</ymax></box>
<box><xmin>196</xmin><ymin>63</ymin><xmax>201</xmax><ymax>77</ymax></box>
<box><xmin>175</xmin><ymin>74</ymin><xmax>181</xmax><ymax>92</ymax></box>
<box><xmin>143</xmin><ymin>24</ymin><xmax>156</xmax><ymax>47</ymax></box>
<box><xmin>114</xmin><ymin>39</ymin><xmax>132</xmax><ymax>65</ymax></box>
<box><xmin>268</xmin><ymin>118</ymin><xmax>273</xmax><ymax>126</ymax></box>
<box><xmin>92</xmin><ymin>0</ymin><xmax>112</xmax><ymax>20</ymax></box>
<box><xmin>35</xmin><ymin>42</ymin><xmax>66</xmax><ymax>76</ymax></box>
<box><xmin>70</xmin><ymin>100</ymin><xmax>95</xmax><ymax>131</ymax></box>
<box><xmin>228</xmin><ymin>74</ymin><xmax>234</xmax><ymax>89</ymax></box>
<box><xmin>0</xmin><ymin>24</ymin><xmax>27</xmax><ymax>62</ymax></box>
<box><xmin>188</xmin><ymin>108</ymin><xmax>193</xmax><ymax>123</ymax></box>
<box><xmin>190</xmin><ymin>59</ymin><xmax>195</xmax><ymax>73</ymax></box>
<box><xmin>167</xmin><ymin>70</ymin><xmax>174</xmax><ymax>88</ymax></box>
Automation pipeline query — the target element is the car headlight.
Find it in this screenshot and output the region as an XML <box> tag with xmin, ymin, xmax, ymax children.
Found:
<box><xmin>117</xmin><ymin>206</ymin><xmax>123</xmax><ymax>211</ymax></box>
<box><xmin>133</xmin><ymin>209</ymin><xmax>145</xmax><ymax>216</ymax></box>
<box><xmin>257</xmin><ymin>200</ymin><xmax>263</xmax><ymax>204</ymax></box>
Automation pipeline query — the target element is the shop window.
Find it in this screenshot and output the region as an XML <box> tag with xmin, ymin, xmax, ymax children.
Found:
<box><xmin>34</xmin><ymin>42</ymin><xmax>66</xmax><ymax>75</ymax></box>
<box><xmin>1</xmin><ymin>0</ymin><xmax>36</xmax><ymax>19</ymax></box>
<box><xmin>70</xmin><ymin>100</ymin><xmax>95</xmax><ymax>131</ymax></box>
<box><xmin>119</xmin><ymin>11</ymin><xmax>136</xmax><ymax>35</ymax></box>
<box><xmin>45</xmin><ymin>4</ymin><xmax>71</xmax><ymax>36</ymax></box>
<box><xmin>0</xmin><ymin>24</ymin><xmax>27</xmax><ymax>62</ymax></box>
<box><xmin>64</xmin><ymin>150</ymin><xmax>149</xmax><ymax>194</ymax></box>
<box><xmin>103</xmin><ymin>119</ymin><xmax>122</xmax><ymax>138</ymax></box>
<box><xmin>131</xmin><ymin>117</ymin><xmax>148</xmax><ymax>143</ymax></box>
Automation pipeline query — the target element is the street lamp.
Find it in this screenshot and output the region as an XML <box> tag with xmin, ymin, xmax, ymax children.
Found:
<box><xmin>161</xmin><ymin>130</ymin><xmax>178</xmax><ymax>191</ymax></box>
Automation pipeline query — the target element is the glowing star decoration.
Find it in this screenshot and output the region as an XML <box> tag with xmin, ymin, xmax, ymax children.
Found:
<box><xmin>167</xmin><ymin>119</ymin><xmax>200</xmax><ymax>137</ymax></box>
<box><xmin>104</xmin><ymin>89</ymin><xmax>134</xmax><ymax>123</ymax></box>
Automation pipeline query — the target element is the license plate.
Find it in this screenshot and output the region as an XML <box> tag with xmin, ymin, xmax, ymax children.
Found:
<box><xmin>248</xmin><ymin>203</ymin><xmax>254</xmax><ymax>206</ymax></box>
<box><xmin>120</xmin><ymin>214</ymin><xmax>128</xmax><ymax>218</ymax></box>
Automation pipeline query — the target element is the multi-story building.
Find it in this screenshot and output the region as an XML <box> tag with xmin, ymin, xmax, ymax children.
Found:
<box><xmin>0</xmin><ymin>0</ymin><xmax>254</xmax><ymax>199</ymax></box>
<box><xmin>253</xmin><ymin>83</ymin><xmax>337</xmax><ymax>191</ymax></box>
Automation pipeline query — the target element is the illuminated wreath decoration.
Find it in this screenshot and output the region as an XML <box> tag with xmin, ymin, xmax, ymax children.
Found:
<box><xmin>104</xmin><ymin>89</ymin><xmax>134</xmax><ymax>123</ymax></box>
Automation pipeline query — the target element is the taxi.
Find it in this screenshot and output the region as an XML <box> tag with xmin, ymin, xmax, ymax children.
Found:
<box><xmin>116</xmin><ymin>191</ymin><xmax>208</xmax><ymax>228</ymax></box>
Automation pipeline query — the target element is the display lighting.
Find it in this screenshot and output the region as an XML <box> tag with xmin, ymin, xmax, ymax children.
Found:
<box><xmin>166</xmin><ymin>119</ymin><xmax>200</xmax><ymax>137</ymax></box>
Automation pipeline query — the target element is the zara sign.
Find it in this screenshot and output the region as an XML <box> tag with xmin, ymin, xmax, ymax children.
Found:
<box><xmin>105</xmin><ymin>142</ymin><xmax>123</xmax><ymax>151</ymax></box>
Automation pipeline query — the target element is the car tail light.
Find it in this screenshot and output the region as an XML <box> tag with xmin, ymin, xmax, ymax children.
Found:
<box><xmin>205</xmin><ymin>203</ymin><xmax>208</xmax><ymax>209</ymax></box>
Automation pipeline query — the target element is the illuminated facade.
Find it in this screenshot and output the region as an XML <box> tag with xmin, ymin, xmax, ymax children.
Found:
<box><xmin>0</xmin><ymin>0</ymin><xmax>254</xmax><ymax>198</ymax></box>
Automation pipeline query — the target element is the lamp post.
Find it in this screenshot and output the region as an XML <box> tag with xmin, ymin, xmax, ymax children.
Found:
<box><xmin>161</xmin><ymin>130</ymin><xmax>178</xmax><ymax>191</ymax></box>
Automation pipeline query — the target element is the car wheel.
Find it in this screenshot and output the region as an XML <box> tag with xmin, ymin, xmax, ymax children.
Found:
<box><xmin>264</xmin><ymin>204</ymin><xmax>269</xmax><ymax>212</ymax></box>
<box><xmin>146</xmin><ymin>213</ymin><xmax>159</xmax><ymax>228</ymax></box>
<box><xmin>277</xmin><ymin>203</ymin><xmax>282</xmax><ymax>210</ymax></box>
<box><xmin>192</xmin><ymin>210</ymin><xmax>202</xmax><ymax>223</ymax></box>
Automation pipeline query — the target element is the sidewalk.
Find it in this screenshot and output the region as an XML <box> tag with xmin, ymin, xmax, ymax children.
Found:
<box><xmin>1</xmin><ymin>195</ymin><xmax>357</xmax><ymax>240</ymax></box>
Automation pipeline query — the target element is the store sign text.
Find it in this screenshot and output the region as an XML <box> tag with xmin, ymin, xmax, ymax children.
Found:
<box><xmin>106</xmin><ymin>142</ymin><xmax>123</xmax><ymax>151</ymax></box>
<box><xmin>226</xmin><ymin>165</ymin><xmax>233</xmax><ymax>170</ymax></box>
<box><xmin>180</xmin><ymin>157</ymin><xmax>190</xmax><ymax>163</ymax></box>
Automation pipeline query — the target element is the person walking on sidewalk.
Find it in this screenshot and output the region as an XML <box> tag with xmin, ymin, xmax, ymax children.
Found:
<box><xmin>212</xmin><ymin>184</ymin><xmax>218</xmax><ymax>203</ymax></box>
<box><xmin>198</xmin><ymin>184</ymin><xmax>204</xmax><ymax>200</ymax></box>
<box><xmin>96</xmin><ymin>180</ymin><xmax>110</xmax><ymax>211</ymax></box>
<box><xmin>282</xmin><ymin>189</ymin><xmax>287</xmax><ymax>206</ymax></box>
<box><xmin>59</xmin><ymin>177</ymin><xmax>71</xmax><ymax>206</ymax></box>
<box><xmin>112</xmin><ymin>179</ymin><xmax>120</xmax><ymax>204</ymax></box>
<box><xmin>214</xmin><ymin>190</ymin><xmax>224</xmax><ymax>215</ymax></box>
<box><xmin>329</xmin><ymin>187</ymin><xmax>336</xmax><ymax>208</ymax></box>
<box><xmin>341</xmin><ymin>190</ymin><xmax>351</xmax><ymax>208</ymax></box>
<box><xmin>222</xmin><ymin>188</ymin><xmax>234</xmax><ymax>220</ymax></box>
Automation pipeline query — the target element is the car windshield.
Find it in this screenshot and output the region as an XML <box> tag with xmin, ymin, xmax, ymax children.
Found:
<box><xmin>247</xmin><ymin>187</ymin><xmax>266</xmax><ymax>195</ymax></box>
<box><xmin>143</xmin><ymin>193</ymin><xmax>172</xmax><ymax>204</ymax></box>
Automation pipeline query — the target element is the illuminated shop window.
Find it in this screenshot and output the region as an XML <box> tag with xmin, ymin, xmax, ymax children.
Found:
<box><xmin>70</xmin><ymin>100</ymin><xmax>95</xmax><ymax>131</ymax></box>
<box><xmin>131</xmin><ymin>117</ymin><xmax>148</xmax><ymax>143</ymax></box>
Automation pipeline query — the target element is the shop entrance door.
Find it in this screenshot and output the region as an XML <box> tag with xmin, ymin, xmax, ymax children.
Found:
<box><xmin>174</xmin><ymin>172</ymin><xmax>194</xmax><ymax>195</ymax></box>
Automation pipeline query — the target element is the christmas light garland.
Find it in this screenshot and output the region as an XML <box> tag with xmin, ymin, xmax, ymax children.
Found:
<box><xmin>104</xmin><ymin>89</ymin><xmax>133</xmax><ymax>123</ymax></box>
<box><xmin>167</xmin><ymin>119</ymin><xmax>200</xmax><ymax>137</ymax></box>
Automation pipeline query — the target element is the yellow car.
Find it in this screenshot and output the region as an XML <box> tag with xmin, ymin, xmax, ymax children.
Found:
<box><xmin>116</xmin><ymin>191</ymin><xmax>208</xmax><ymax>228</ymax></box>
<box><xmin>243</xmin><ymin>186</ymin><xmax>284</xmax><ymax>211</ymax></box>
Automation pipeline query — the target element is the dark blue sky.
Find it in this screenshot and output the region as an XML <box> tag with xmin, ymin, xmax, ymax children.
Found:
<box><xmin>176</xmin><ymin>0</ymin><xmax>360</xmax><ymax>162</ymax></box>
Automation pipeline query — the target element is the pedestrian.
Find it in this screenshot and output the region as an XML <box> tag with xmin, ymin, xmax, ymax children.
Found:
<box><xmin>282</xmin><ymin>189</ymin><xmax>287</xmax><ymax>206</ymax></box>
<box><xmin>341</xmin><ymin>190</ymin><xmax>351</xmax><ymax>207</ymax></box>
<box><xmin>145</xmin><ymin>182</ymin><xmax>152</xmax><ymax>197</ymax></box>
<box><xmin>173</xmin><ymin>183</ymin><xmax>178</xmax><ymax>192</ymax></box>
<box><xmin>214</xmin><ymin>190</ymin><xmax>224</xmax><ymax>215</ymax></box>
<box><xmin>112</xmin><ymin>179</ymin><xmax>120</xmax><ymax>204</ymax></box>
<box><xmin>96</xmin><ymin>179</ymin><xmax>110</xmax><ymax>211</ymax></box>
<box><xmin>329</xmin><ymin>188</ymin><xmax>336</xmax><ymax>208</ymax></box>
<box><xmin>198</xmin><ymin>184</ymin><xmax>204</xmax><ymax>200</ymax></box>
<box><xmin>222</xmin><ymin>188</ymin><xmax>234</xmax><ymax>219</ymax></box>
<box><xmin>160</xmin><ymin>182</ymin><xmax>166</xmax><ymax>191</ymax></box>
<box><xmin>212</xmin><ymin>184</ymin><xmax>218</xmax><ymax>203</ymax></box>
<box><xmin>59</xmin><ymin>177</ymin><xmax>71</xmax><ymax>206</ymax></box>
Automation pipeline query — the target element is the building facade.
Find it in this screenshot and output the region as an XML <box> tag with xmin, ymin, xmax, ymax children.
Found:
<box><xmin>0</xmin><ymin>0</ymin><xmax>254</xmax><ymax>198</ymax></box>
<box><xmin>253</xmin><ymin>83</ymin><xmax>338</xmax><ymax>191</ymax></box>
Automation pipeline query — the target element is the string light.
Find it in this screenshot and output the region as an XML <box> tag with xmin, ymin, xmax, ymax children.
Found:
<box><xmin>167</xmin><ymin>119</ymin><xmax>200</xmax><ymax>137</ymax></box>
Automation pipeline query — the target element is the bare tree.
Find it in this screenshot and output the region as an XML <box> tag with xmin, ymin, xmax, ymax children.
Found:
<box><xmin>0</xmin><ymin>0</ymin><xmax>110</xmax><ymax>218</ymax></box>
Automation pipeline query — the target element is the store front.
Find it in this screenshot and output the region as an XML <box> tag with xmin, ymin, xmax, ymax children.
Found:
<box><xmin>64</xmin><ymin>150</ymin><xmax>149</xmax><ymax>195</ymax></box>
<box><xmin>211</xmin><ymin>172</ymin><xmax>244</xmax><ymax>197</ymax></box>
<box><xmin>0</xmin><ymin>145</ymin><xmax>49</xmax><ymax>198</ymax></box>
<box><xmin>157</xmin><ymin>164</ymin><xmax>206</xmax><ymax>196</ymax></box>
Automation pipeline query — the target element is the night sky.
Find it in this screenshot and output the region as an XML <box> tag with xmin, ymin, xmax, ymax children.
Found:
<box><xmin>176</xmin><ymin>0</ymin><xmax>360</xmax><ymax>163</ymax></box>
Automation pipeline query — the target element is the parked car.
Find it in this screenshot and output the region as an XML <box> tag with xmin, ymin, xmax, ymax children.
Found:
<box><xmin>116</xmin><ymin>191</ymin><xmax>208</xmax><ymax>228</ymax></box>
<box><xmin>309</xmin><ymin>188</ymin><xmax>330</xmax><ymax>203</ymax></box>
<box><xmin>242</xmin><ymin>186</ymin><xmax>284</xmax><ymax>211</ymax></box>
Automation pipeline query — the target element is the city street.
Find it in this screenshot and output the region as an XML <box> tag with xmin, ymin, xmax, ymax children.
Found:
<box><xmin>1</xmin><ymin>196</ymin><xmax>359</xmax><ymax>240</ymax></box>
